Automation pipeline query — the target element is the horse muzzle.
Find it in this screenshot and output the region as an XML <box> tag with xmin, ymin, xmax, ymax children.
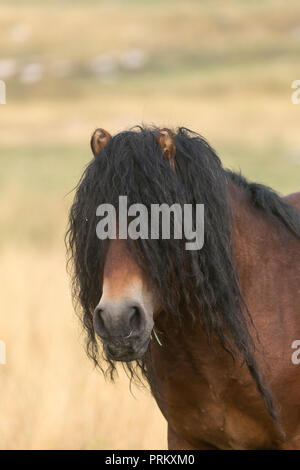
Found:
<box><xmin>93</xmin><ymin>300</ymin><xmax>153</xmax><ymax>361</ymax></box>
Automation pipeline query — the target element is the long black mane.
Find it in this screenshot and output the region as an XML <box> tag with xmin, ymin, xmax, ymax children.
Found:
<box><xmin>66</xmin><ymin>126</ymin><xmax>300</xmax><ymax>425</ymax></box>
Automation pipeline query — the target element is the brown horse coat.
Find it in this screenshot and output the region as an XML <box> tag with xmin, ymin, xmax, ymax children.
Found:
<box><xmin>146</xmin><ymin>184</ymin><xmax>300</xmax><ymax>449</ymax></box>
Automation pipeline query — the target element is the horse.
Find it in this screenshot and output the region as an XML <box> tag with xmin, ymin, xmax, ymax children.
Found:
<box><xmin>66</xmin><ymin>126</ymin><xmax>300</xmax><ymax>450</ymax></box>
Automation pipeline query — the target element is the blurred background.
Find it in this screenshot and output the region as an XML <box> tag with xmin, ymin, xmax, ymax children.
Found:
<box><xmin>0</xmin><ymin>0</ymin><xmax>299</xmax><ymax>449</ymax></box>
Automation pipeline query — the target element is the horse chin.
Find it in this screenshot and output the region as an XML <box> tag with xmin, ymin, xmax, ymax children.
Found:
<box><xmin>105</xmin><ymin>336</ymin><xmax>151</xmax><ymax>362</ymax></box>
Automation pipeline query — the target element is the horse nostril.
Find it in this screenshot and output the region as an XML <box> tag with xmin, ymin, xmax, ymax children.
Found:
<box><xmin>93</xmin><ymin>307</ymin><xmax>107</xmax><ymax>338</ymax></box>
<box><xmin>129</xmin><ymin>307</ymin><xmax>143</xmax><ymax>334</ymax></box>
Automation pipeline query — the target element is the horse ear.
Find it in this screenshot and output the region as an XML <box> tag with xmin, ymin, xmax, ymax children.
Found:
<box><xmin>156</xmin><ymin>128</ymin><xmax>176</xmax><ymax>171</ymax></box>
<box><xmin>90</xmin><ymin>128</ymin><xmax>112</xmax><ymax>157</ymax></box>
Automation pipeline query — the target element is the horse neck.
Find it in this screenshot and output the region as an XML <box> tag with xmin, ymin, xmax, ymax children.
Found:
<box><xmin>228</xmin><ymin>178</ymin><xmax>286</xmax><ymax>288</ymax></box>
<box><xmin>147</xmin><ymin>179</ymin><xmax>277</xmax><ymax>382</ymax></box>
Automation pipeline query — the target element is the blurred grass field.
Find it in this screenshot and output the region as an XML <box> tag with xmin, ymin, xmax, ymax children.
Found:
<box><xmin>0</xmin><ymin>0</ymin><xmax>299</xmax><ymax>449</ymax></box>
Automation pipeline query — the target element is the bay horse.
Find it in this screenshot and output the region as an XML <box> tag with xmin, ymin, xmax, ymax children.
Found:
<box><xmin>67</xmin><ymin>126</ymin><xmax>300</xmax><ymax>450</ymax></box>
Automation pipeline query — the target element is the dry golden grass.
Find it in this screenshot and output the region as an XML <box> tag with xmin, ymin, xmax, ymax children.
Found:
<box><xmin>0</xmin><ymin>247</ymin><xmax>167</xmax><ymax>449</ymax></box>
<box><xmin>1</xmin><ymin>0</ymin><xmax>300</xmax><ymax>149</ymax></box>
